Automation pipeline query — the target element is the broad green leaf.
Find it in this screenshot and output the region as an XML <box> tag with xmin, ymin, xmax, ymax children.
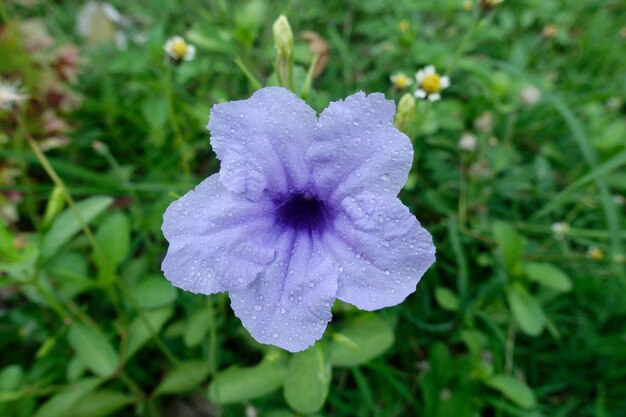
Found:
<box><xmin>69</xmin><ymin>390</ymin><xmax>133</xmax><ymax>417</ymax></box>
<box><xmin>47</xmin><ymin>251</ymin><xmax>91</xmax><ymax>300</ymax></box>
<box><xmin>284</xmin><ymin>344</ymin><xmax>331</xmax><ymax>414</ymax></box>
<box><xmin>0</xmin><ymin>219</ymin><xmax>19</xmax><ymax>261</ymax></box>
<box><xmin>34</xmin><ymin>378</ymin><xmax>102</xmax><ymax>417</ymax></box>
<box><xmin>208</xmin><ymin>356</ymin><xmax>287</xmax><ymax>404</ymax></box>
<box><xmin>42</xmin><ymin>196</ymin><xmax>114</xmax><ymax>260</ymax></box>
<box><xmin>125</xmin><ymin>306</ymin><xmax>173</xmax><ymax>360</ymax></box>
<box><xmin>492</xmin><ymin>221</ymin><xmax>524</xmax><ymax>275</ymax></box>
<box><xmin>0</xmin><ymin>365</ymin><xmax>23</xmax><ymax>392</ymax></box>
<box><xmin>94</xmin><ymin>212</ymin><xmax>131</xmax><ymax>272</ymax></box>
<box><xmin>460</xmin><ymin>330</ymin><xmax>488</xmax><ymax>359</ymax></box>
<box><xmin>183</xmin><ymin>306</ymin><xmax>212</xmax><ymax>348</ymax></box>
<box><xmin>506</xmin><ymin>284</ymin><xmax>545</xmax><ymax>336</ymax></box>
<box><xmin>155</xmin><ymin>361</ymin><xmax>211</xmax><ymax>395</ymax></box>
<box><xmin>486</xmin><ymin>374</ymin><xmax>536</xmax><ymax>409</ymax></box>
<box><xmin>524</xmin><ymin>262</ymin><xmax>572</xmax><ymax>292</ymax></box>
<box><xmin>330</xmin><ymin>313</ymin><xmax>394</xmax><ymax>367</ymax></box>
<box><xmin>141</xmin><ymin>98</ymin><xmax>168</xmax><ymax>130</ymax></box>
<box><xmin>130</xmin><ymin>276</ymin><xmax>177</xmax><ymax>309</ymax></box>
<box><xmin>66</xmin><ymin>356</ymin><xmax>86</xmax><ymax>382</ymax></box>
<box><xmin>68</xmin><ymin>323</ymin><xmax>119</xmax><ymax>378</ymax></box>
<box><xmin>435</xmin><ymin>287</ymin><xmax>460</xmax><ymax>311</ymax></box>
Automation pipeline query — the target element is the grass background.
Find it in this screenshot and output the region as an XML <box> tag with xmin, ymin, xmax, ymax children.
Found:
<box><xmin>1</xmin><ymin>0</ymin><xmax>625</xmax><ymax>416</ymax></box>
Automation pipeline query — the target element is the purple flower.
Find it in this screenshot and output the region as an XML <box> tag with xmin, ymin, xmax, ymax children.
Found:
<box><xmin>162</xmin><ymin>87</ymin><xmax>435</xmax><ymax>352</ymax></box>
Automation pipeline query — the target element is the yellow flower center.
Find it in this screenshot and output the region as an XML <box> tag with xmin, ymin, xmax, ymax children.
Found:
<box><xmin>421</xmin><ymin>74</ymin><xmax>441</xmax><ymax>94</ymax></box>
<box><xmin>399</xmin><ymin>19</ymin><xmax>410</xmax><ymax>33</ymax></box>
<box><xmin>393</xmin><ymin>75</ymin><xmax>411</xmax><ymax>90</ymax></box>
<box><xmin>171</xmin><ymin>39</ymin><xmax>188</xmax><ymax>57</ymax></box>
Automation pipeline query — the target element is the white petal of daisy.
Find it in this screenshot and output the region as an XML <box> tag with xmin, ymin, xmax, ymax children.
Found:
<box><xmin>415</xmin><ymin>70</ymin><xmax>425</xmax><ymax>83</ymax></box>
<box><xmin>424</xmin><ymin>65</ymin><xmax>435</xmax><ymax>75</ymax></box>
<box><xmin>0</xmin><ymin>80</ymin><xmax>28</xmax><ymax>110</ymax></box>
<box><xmin>427</xmin><ymin>93</ymin><xmax>441</xmax><ymax>102</ymax></box>
<box><xmin>440</xmin><ymin>76</ymin><xmax>450</xmax><ymax>89</ymax></box>
<box><xmin>414</xmin><ymin>89</ymin><xmax>427</xmax><ymax>99</ymax></box>
<box><xmin>101</xmin><ymin>3</ymin><xmax>123</xmax><ymax>24</ymax></box>
<box><xmin>185</xmin><ymin>45</ymin><xmax>196</xmax><ymax>60</ymax></box>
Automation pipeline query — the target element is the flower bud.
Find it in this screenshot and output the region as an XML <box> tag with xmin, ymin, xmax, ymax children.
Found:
<box><xmin>43</xmin><ymin>185</ymin><xmax>66</xmax><ymax>228</ymax></box>
<box><xmin>273</xmin><ymin>15</ymin><xmax>294</xmax><ymax>89</ymax></box>
<box><xmin>273</xmin><ymin>15</ymin><xmax>293</xmax><ymax>57</ymax></box>
<box><xmin>394</xmin><ymin>93</ymin><xmax>416</xmax><ymax>132</ymax></box>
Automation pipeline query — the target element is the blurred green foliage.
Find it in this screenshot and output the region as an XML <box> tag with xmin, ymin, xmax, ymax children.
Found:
<box><xmin>1</xmin><ymin>0</ymin><xmax>626</xmax><ymax>416</ymax></box>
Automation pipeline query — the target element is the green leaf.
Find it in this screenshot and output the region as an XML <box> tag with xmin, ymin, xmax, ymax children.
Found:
<box><xmin>34</xmin><ymin>378</ymin><xmax>102</xmax><ymax>417</ymax></box>
<box><xmin>492</xmin><ymin>221</ymin><xmax>524</xmax><ymax>274</ymax></box>
<box><xmin>125</xmin><ymin>306</ymin><xmax>173</xmax><ymax>360</ymax></box>
<box><xmin>42</xmin><ymin>196</ymin><xmax>114</xmax><ymax>260</ymax></box>
<box><xmin>130</xmin><ymin>276</ymin><xmax>177</xmax><ymax>309</ymax></box>
<box><xmin>141</xmin><ymin>98</ymin><xmax>168</xmax><ymax>129</ymax></box>
<box><xmin>330</xmin><ymin>313</ymin><xmax>394</xmax><ymax>367</ymax></box>
<box><xmin>68</xmin><ymin>323</ymin><xmax>119</xmax><ymax>378</ymax></box>
<box><xmin>183</xmin><ymin>306</ymin><xmax>212</xmax><ymax>348</ymax></box>
<box><xmin>284</xmin><ymin>344</ymin><xmax>331</xmax><ymax>414</ymax></box>
<box><xmin>66</xmin><ymin>356</ymin><xmax>86</xmax><ymax>382</ymax></box>
<box><xmin>155</xmin><ymin>361</ymin><xmax>211</xmax><ymax>395</ymax></box>
<box><xmin>68</xmin><ymin>390</ymin><xmax>133</xmax><ymax>417</ymax></box>
<box><xmin>0</xmin><ymin>365</ymin><xmax>23</xmax><ymax>392</ymax></box>
<box><xmin>506</xmin><ymin>284</ymin><xmax>545</xmax><ymax>336</ymax></box>
<box><xmin>94</xmin><ymin>212</ymin><xmax>131</xmax><ymax>272</ymax></box>
<box><xmin>208</xmin><ymin>356</ymin><xmax>287</xmax><ymax>405</ymax></box>
<box><xmin>524</xmin><ymin>262</ymin><xmax>572</xmax><ymax>292</ymax></box>
<box><xmin>486</xmin><ymin>374</ymin><xmax>536</xmax><ymax>409</ymax></box>
<box><xmin>435</xmin><ymin>287</ymin><xmax>460</xmax><ymax>311</ymax></box>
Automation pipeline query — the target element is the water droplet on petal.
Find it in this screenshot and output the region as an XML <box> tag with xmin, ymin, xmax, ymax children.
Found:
<box><xmin>254</xmin><ymin>305</ymin><xmax>262</xmax><ymax>311</ymax></box>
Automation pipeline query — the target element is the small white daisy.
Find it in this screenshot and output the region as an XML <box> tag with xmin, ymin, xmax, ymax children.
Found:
<box><xmin>458</xmin><ymin>133</ymin><xmax>478</xmax><ymax>152</ymax></box>
<box><xmin>77</xmin><ymin>1</ymin><xmax>127</xmax><ymax>46</ymax></box>
<box><xmin>164</xmin><ymin>36</ymin><xmax>196</xmax><ymax>62</ymax></box>
<box><xmin>390</xmin><ymin>73</ymin><xmax>413</xmax><ymax>91</ymax></box>
<box><xmin>551</xmin><ymin>222</ymin><xmax>570</xmax><ymax>240</ymax></box>
<box><xmin>0</xmin><ymin>79</ymin><xmax>28</xmax><ymax>110</ymax></box>
<box><xmin>414</xmin><ymin>65</ymin><xmax>450</xmax><ymax>102</ymax></box>
<box><xmin>520</xmin><ymin>85</ymin><xmax>542</xmax><ymax>105</ymax></box>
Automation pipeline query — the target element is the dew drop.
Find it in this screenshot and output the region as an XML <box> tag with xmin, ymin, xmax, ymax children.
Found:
<box><xmin>254</xmin><ymin>305</ymin><xmax>262</xmax><ymax>311</ymax></box>
<box><xmin>380</xmin><ymin>173</ymin><xmax>390</xmax><ymax>181</ymax></box>
<box><xmin>382</xmin><ymin>239</ymin><xmax>390</xmax><ymax>247</ymax></box>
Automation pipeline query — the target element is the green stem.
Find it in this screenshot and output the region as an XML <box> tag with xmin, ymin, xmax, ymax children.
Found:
<box><xmin>162</xmin><ymin>70</ymin><xmax>190</xmax><ymax>179</ymax></box>
<box><xmin>234</xmin><ymin>56</ymin><xmax>263</xmax><ymax>90</ymax></box>
<box><xmin>446</xmin><ymin>13</ymin><xmax>482</xmax><ymax>75</ymax></box>
<box><xmin>116</xmin><ymin>281</ymin><xmax>182</xmax><ymax>367</ymax></box>
<box><xmin>17</xmin><ymin>115</ymin><xmax>127</xmax><ymax>320</ymax></box>
<box><xmin>17</xmin><ymin>115</ymin><xmax>101</xmax><ymax>257</ymax></box>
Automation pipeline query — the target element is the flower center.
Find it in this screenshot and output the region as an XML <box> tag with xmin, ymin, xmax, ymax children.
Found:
<box><xmin>392</xmin><ymin>74</ymin><xmax>411</xmax><ymax>90</ymax></box>
<box><xmin>275</xmin><ymin>193</ymin><xmax>329</xmax><ymax>233</ymax></box>
<box><xmin>421</xmin><ymin>73</ymin><xmax>441</xmax><ymax>94</ymax></box>
<box><xmin>171</xmin><ymin>39</ymin><xmax>188</xmax><ymax>57</ymax></box>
